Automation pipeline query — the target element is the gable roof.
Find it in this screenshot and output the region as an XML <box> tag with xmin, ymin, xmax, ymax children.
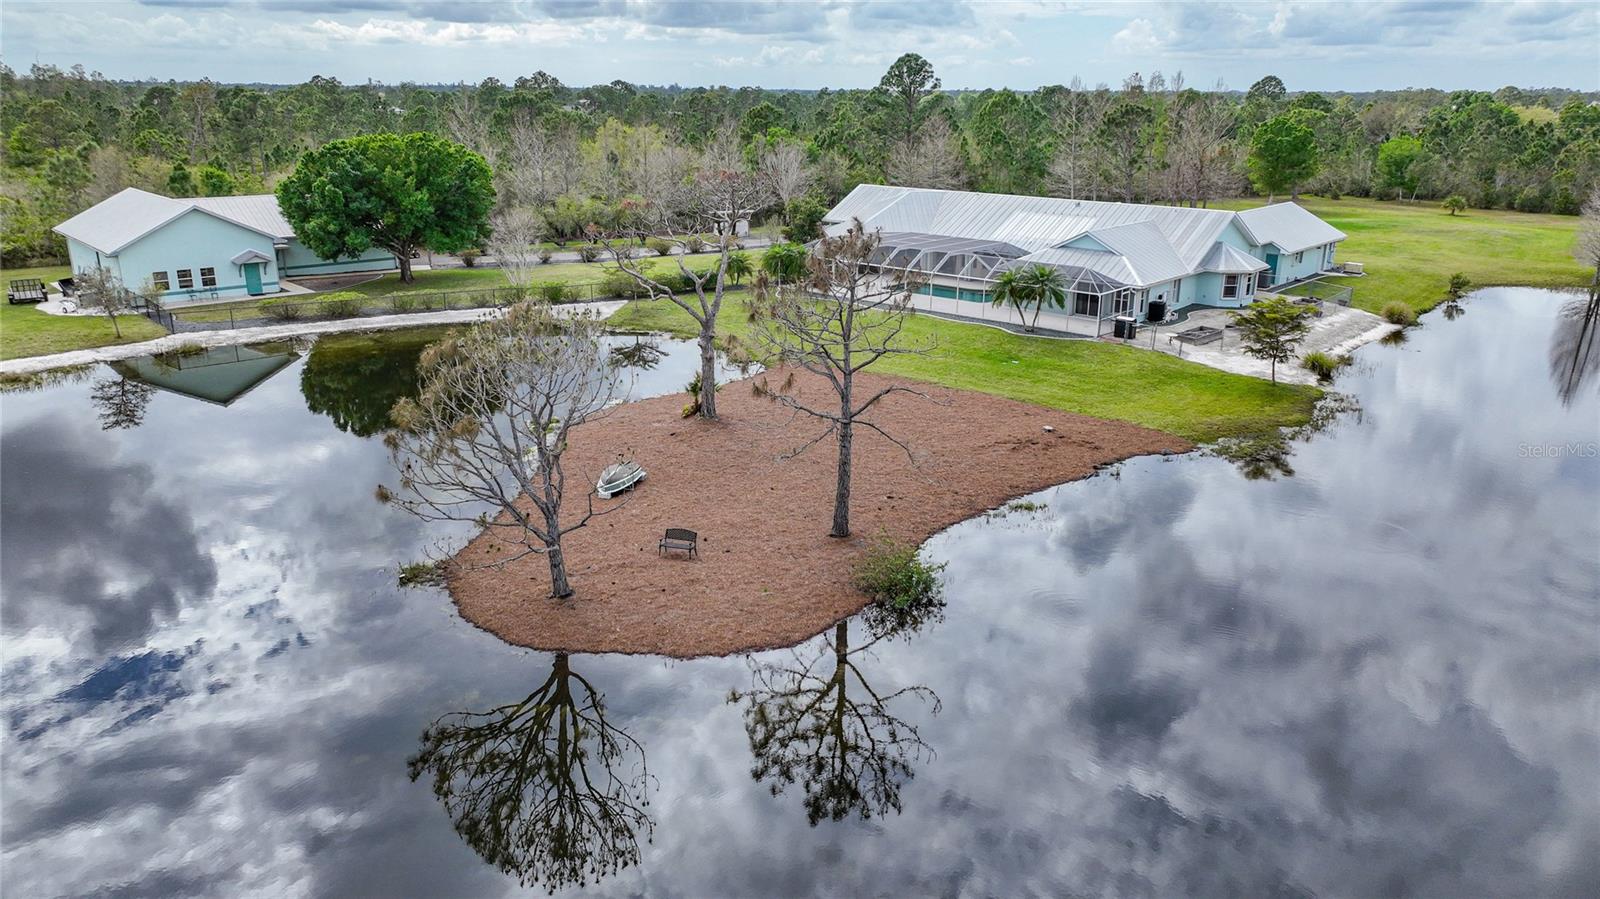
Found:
<box><xmin>1200</xmin><ymin>242</ymin><xmax>1270</xmax><ymax>274</ymax></box>
<box><xmin>1234</xmin><ymin>202</ymin><xmax>1346</xmax><ymax>253</ymax></box>
<box><xmin>53</xmin><ymin>188</ymin><xmax>292</xmax><ymax>255</ymax></box>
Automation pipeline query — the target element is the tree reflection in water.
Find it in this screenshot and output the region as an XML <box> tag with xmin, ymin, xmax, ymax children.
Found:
<box><xmin>89</xmin><ymin>375</ymin><xmax>155</xmax><ymax>430</ymax></box>
<box><xmin>1549</xmin><ymin>289</ymin><xmax>1600</xmax><ymax>406</ymax></box>
<box><xmin>408</xmin><ymin>653</ymin><xmax>653</xmax><ymax>892</ymax></box>
<box><xmin>732</xmin><ymin>596</ymin><xmax>943</xmax><ymax>826</ymax></box>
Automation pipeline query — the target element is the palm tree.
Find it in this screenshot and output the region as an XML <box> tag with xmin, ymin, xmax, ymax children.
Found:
<box><xmin>990</xmin><ymin>264</ymin><xmax>1068</xmax><ymax>332</ymax></box>
<box><xmin>726</xmin><ymin>250</ymin><xmax>753</xmax><ymax>285</ymax></box>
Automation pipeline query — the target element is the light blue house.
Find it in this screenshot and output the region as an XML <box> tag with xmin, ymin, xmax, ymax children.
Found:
<box><xmin>53</xmin><ymin>188</ymin><xmax>396</xmax><ymax>304</ymax></box>
<box><xmin>823</xmin><ymin>185</ymin><xmax>1347</xmax><ymax>333</ymax></box>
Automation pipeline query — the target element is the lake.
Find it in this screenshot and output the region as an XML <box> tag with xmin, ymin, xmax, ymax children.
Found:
<box><xmin>2</xmin><ymin>288</ymin><xmax>1596</xmax><ymax>897</ymax></box>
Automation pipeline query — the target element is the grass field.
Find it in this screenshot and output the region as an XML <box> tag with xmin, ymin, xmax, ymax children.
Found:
<box><xmin>610</xmin><ymin>296</ymin><xmax>1321</xmax><ymax>443</ymax></box>
<box><xmin>1</xmin><ymin>263</ymin><xmax>167</xmax><ymax>361</ymax></box>
<box><xmin>1214</xmin><ymin>196</ymin><xmax>1588</xmax><ymax>314</ymax></box>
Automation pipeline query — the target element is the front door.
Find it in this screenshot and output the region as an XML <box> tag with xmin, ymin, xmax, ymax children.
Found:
<box><xmin>1264</xmin><ymin>252</ymin><xmax>1280</xmax><ymax>286</ymax></box>
<box><xmin>243</xmin><ymin>262</ymin><xmax>263</xmax><ymax>296</ymax></box>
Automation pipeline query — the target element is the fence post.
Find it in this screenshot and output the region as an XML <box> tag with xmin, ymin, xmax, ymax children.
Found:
<box><xmin>229</xmin><ymin>307</ymin><xmax>235</xmax><ymax>329</ymax></box>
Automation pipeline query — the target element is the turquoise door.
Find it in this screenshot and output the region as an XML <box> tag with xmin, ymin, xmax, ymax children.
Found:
<box><xmin>243</xmin><ymin>263</ymin><xmax>263</xmax><ymax>295</ymax></box>
<box><xmin>1264</xmin><ymin>252</ymin><xmax>1279</xmax><ymax>286</ymax></box>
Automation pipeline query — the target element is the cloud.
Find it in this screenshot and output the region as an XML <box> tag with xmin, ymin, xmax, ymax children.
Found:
<box><xmin>0</xmin><ymin>419</ymin><xmax>218</xmax><ymax>652</ymax></box>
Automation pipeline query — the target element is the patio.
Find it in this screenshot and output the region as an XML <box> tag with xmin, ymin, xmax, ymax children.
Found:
<box><xmin>1116</xmin><ymin>302</ymin><xmax>1398</xmax><ymax>384</ymax></box>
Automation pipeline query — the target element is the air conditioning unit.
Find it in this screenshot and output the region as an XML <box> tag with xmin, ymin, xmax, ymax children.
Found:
<box><xmin>1341</xmin><ymin>261</ymin><xmax>1365</xmax><ymax>275</ymax></box>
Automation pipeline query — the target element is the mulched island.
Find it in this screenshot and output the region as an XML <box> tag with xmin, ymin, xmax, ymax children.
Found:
<box><xmin>448</xmin><ymin>370</ymin><xmax>1192</xmax><ymax>658</ymax></box>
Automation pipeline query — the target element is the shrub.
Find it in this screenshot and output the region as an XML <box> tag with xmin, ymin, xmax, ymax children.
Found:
<box><xmin>685</xmin><ymin>236</ymin><xmax>706</xmax><ymax>254</ymax></box>
<box><xmin>600</xmin><ymin>270</ymin><xmax>644</xmax><ymax>299</ymax></box>
<box><xmin>1300</xmin><ymin>350</ymin><xmax>1349</xmax><ymax>381</ymax></box>
<box><xmin>317</xmin><ymin>291</ymin><xmax>364</xmax><ymax>319</ymax></box>
<box><xmin>646</xmin><ymin>237</ymin><xmax>673</xmax><ymax>257</ymax></box>
<box><xmin>851</xmin><ymin>536</ymin><xmax>947</xmax><ymax>610</ymax></box>
<box><xmin>1447</xmin><ymin>272</ymin><xmax>1471</xmax><ymax>299</ymax></box>
<box><xmin>1380</xmin><ymin>301</ymin><xmax>1417</xmax><ymax>325</ymax></box>
<box><xmin>536</xmin><ymin>282</ymin><xmax>568</xmax><ymax>303</ymax></box>
<box><xmin>1514</xmin><ymin>186</ymin><xmax>1548</xmax><ymax>213</ymax></box>
<box><xmin>390</xmin><ymin>294</ymin><xmax>419</xmax><ymax>314</ymax></box>
<box><xmin>459</xmin><ymin>248</ymin><xmax>482</xmax><ymax>267</ymax></box>
<box><xmin>1442</xmin><ymin>195</ymin><xmax>1467</xmax><ymax>216</ymax></box>
<box><xmin>577</xmin><ymin>244</ymin><xmax>601</xmax><ymax>263</ymax></box>
<box><xmin>259</xmin><ymin>297</ymin><xmax>302</xmax><ymax>320</ymax></box>
<box><xmin>537</xmin><ymin>248</ymin><xmax>553</xmax><ymax>265</ymax></box>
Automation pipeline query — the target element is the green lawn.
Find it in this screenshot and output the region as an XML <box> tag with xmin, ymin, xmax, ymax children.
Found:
<box><xmin>610</xmin><ymin>296</ymin><xmax>1321</xmax><ymax>443</ymax></box>
<box><xmin>1214</xmin><ymin>196</ymin><xmax>1588</xmax><ymax>314</ymax></box>
<box><xmin>1</xmin><ymin>263</ymin><xmax>167</xmax><ymax>361</ymax></box>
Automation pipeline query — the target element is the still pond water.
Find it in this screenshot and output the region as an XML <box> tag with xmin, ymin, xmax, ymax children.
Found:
<box><xmin>2</xmin><ymin>289</ymin><xmax>1597</xmax><ymax>898</ymax></box>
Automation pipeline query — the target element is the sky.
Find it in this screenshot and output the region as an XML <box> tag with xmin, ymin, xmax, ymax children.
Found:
<box><xmin>2</xmin><ymin>0</ymin><xmax>1596</xmax><ymax>92</ymax></box>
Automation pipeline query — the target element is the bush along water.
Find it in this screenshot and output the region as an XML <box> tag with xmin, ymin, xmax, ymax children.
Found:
<box><xmin>851</xmin><ymin>535</ymin><xmax>947</xmax><ymax>610</ymax></box>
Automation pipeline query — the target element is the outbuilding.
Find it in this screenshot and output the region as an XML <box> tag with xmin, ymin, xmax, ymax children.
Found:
<box><xmin>53</xmin><ymin>188</ymin><xmax>397</xmax><ymax>304</ymax></box>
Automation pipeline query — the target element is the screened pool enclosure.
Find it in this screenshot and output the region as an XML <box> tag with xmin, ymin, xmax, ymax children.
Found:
<box><xmin>864</xmin><ymin>231</ymin><xmax>1145</xmax><ymax>336</ymax></box>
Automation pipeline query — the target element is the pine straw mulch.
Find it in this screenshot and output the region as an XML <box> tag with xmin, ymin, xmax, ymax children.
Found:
<box><xmin>446</xmin><ymin>369</ymin><xmax>1191</xmax><ymax>658</ymax></box>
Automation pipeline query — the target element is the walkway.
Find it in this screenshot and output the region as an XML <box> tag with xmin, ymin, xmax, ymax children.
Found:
<box><xmin>0</xmin><ymin>301</ymin><xmax>627</xmax><ymax>376</ymax></box>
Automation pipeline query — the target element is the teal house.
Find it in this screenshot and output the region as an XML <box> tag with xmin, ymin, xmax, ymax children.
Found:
<box><xmin>823</xmin><ymin>185</ymin><xmax>1346</xmax><ymax>334</ymax></box>
<box><xmin>54</xmin><ymin>188</ymin><xmax>396</xmax><ymax>304</ymax></box>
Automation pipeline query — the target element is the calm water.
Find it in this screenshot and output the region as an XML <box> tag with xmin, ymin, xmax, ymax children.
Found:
<box><xmin>2</xmin><ymin>289</ymin><xmax>1597</xmax><ymax>898</ymax></box>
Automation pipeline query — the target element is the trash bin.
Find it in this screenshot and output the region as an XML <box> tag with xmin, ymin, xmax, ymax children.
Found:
<box><xmin>1113</xmin><ymin>315</ymin><xmax>1137</xmax><ymax>339</ymax></box>
<box><xmin>1146</xmin><ymin>299</ymin><xmax>1167</xmax><ymax>323</ymax></box>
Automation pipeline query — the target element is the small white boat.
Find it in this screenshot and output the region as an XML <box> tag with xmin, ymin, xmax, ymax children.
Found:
<box><xmin>597</xmin><ymin>460</ymin><xmax>646</xmax><ymax>499</ymax></box>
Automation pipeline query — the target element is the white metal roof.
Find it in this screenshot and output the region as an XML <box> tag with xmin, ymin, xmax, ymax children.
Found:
<box><xmin>1234</xmin><ymin>201</ymin><xmax>1346</xmax><ymax>253</ymax></box>
<box><xmin>827</xmin><ymin>185</ymin><xmax>1322</xmax><ymax>289</ymax></box>
<box><xmin>53</xmin><ymin>187</ymin><xmax>291</xmax><ymax>255</ymax></box>
<box><xmin>1199</xmin><ymin>242</ymin><xmax>1270</xmax><ymax>274</ymax></box>
<box><xmin>190</xmin><ymin>195</ymin><xmax>294</xmax><ymax>241</ymax></box>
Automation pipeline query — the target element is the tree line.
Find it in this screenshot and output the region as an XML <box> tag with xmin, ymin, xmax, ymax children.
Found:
<box><xmin>5</xmin><ymin>57</ymin><xmax>1598</xmax><ymax>263</ymax></box>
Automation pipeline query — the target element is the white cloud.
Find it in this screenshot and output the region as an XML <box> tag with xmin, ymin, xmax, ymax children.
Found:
<box><xmin>1112</xmin><ymin>17</ymin><xmax>1162</xmax><ymax>54</ymax></box>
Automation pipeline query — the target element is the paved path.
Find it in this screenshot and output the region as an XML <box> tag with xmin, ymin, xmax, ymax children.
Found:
<box><xmin>0</xmin><ymin>301</ymin><xmax>627</xmax><ymax>376</ymax></box>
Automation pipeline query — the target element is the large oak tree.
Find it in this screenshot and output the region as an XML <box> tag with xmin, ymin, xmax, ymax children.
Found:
<box><xmin>276</xmin><ymin>132</ymin><xmax>494</xmax><ymax>282</ymax></box>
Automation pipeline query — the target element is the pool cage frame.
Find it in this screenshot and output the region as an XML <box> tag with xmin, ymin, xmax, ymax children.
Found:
<box><xmin>859</xmin><ymin>232</ymin><xmax>1144</xmax><ymax>335</ymax></box>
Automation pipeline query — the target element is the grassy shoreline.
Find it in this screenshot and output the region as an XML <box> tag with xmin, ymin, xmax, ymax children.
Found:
<box><xmin>609</xmin><ymin>296</ymin><xmax>1322</xmax><ymax>444</ymax></box>
<box><xmin>1213</xmin><ymin>196</ymin><xmax>1587</xmax><ymax>315</ymax></box>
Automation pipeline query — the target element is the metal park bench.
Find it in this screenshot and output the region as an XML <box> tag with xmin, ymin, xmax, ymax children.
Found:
<box><xmin>7</xmin><ymin>278</ymin><xmax>47</xmax><ymax>305</ymax></box>
<box><xmin>658</xmin><ymin>528</ymin><xmax>698</xmax><ymax>558</ymax></box>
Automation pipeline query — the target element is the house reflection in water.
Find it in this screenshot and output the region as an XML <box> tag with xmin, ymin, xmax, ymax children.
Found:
<box><xmin>112</xmin><ymin>343</ymin><xmax>299</xmax><ymax>406</ymax></box>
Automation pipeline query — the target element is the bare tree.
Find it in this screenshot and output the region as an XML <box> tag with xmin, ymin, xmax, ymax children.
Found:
<box><xmin>749</xmin><ymin>220</ymin><xmax>930</xmax><ymax>538</ymax></box>
<box><xmin>1047</xmin><ymin>79</ymin><xmax>1112</xmax><ymax>200</ymax></box>
<box><xmin>1578</xmin><ymin>185</ymin><xmax>1600</xmax><ymax>295</ymax></box>
<box><xmin>1167</xmin><ymin>83</ymin><xmax>1237</xmax><ymax>207</ymax></box>
<box><xmin>608</xmin><ymin>127</ymin><xmax>773</xmax><ymax>420</ymax></box>
<box><xmin>73</xmin><ymin>265</ymin><xmax>137</xmax><ymax>338</ymax></box>
<box><xmin>485</xmin><ymin>206</ymin><xmax>545</xmax><ymax>292</ymax></box>
<box><xmin>444</xmin><ymin>84</ymin><xmax>498</xmax><ymax>171</ymax></box>
<box><xmin>886</xmin><ymin>116</ymin><xmax>968</xmax><ymax>191</ymax></box>
<box><xmin>759</xmin><ymin>139</ymin><xmax>817</xmax><ymax>215</ymax></box>
<box><xmin>381</xmin><ymin>303</ymin><xmax>624</xmax><ymax>599</ymax></box>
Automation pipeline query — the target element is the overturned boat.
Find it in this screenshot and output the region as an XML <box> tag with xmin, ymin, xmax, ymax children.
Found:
<box><xmin>597</xmin><ymin>459</ymin><xmax>646</xmax><ymax>499</ymax></box>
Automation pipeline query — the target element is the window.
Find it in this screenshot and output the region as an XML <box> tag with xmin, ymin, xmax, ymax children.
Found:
<box><xmin>151</xmin><ymin>271</ymin><xmax>170</xmax><ymax>291</ymax></box>
<box><xmin>1113</xmin><ymin>290</ymin><xmax>1134</xmax><ymax>316</ymax></box>
<box><xmin>176</xmin><ymin>269</ymin><xmax>194</xmax><ymax>289</ymax></box>
<box><xmin>1223</xmin><ymin>274</ymin><xmax>1240</xmax><ymax>299</ymax></box>
<box><xmin>1293</xmin><ymin>251</ymin><xmax>1304</xmax><ymax>264</ymax></box>
<box><xmin>1072</xmin><ymin>292</ymin><xmax>1099</xmax><ymax>317</ymax></box>
<box><xmin>200</xmin><ymin>267</ymin><xmax>217</xmax><ymax>288</ymax></box>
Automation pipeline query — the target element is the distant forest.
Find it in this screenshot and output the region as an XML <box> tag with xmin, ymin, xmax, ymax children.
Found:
<box><xmin>4</xmin><ymin>57</ymin><xmax>1598</xmax><ymax>263</ymax></box>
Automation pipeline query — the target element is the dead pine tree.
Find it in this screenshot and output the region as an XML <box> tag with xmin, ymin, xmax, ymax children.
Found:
<box><xmin>380</xmin><ymin>303</ymin><xmax>625</xmax><ymax>599</ymax></box>
<box><xmin>607</xmin><ymin>126</ymin><xmax>772</xmax><ymax>420</ymax></box>
<box><xmin>749</xmin><ymin>219</ymin><xmax>932</xmax><ymax>538</ymax></box>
